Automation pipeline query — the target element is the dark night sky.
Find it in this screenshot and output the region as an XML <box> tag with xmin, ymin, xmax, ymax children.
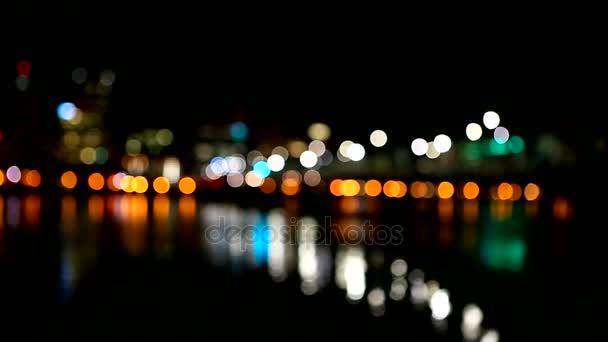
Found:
<box><xmin>8</xmin><ymin>24</ymin><xmax>573</xmax><ymax>149</ymax></box>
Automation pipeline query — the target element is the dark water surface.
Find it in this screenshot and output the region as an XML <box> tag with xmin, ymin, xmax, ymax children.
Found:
<box><xmin>0</xmin><ymin>191</ymin><xmax>574</xmax><ymax>340</ymax></box>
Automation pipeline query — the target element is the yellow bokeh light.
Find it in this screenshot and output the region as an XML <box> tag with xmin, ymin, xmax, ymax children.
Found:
<box><xmin>462</xmin><ymin>182</ymin><xmax>479</xmax><ymax>200</ymax></box>
<box><xmin>60</xmin><ymin>171</ymin><xmax>78</xmax><ymax>189</ymax></box>
<box><xmin>153</xmin><ymin>176</ymin><xmax>170</xmax><ymax>194</ymax></box>
<box><xmin>88</xmin><ymin>173</ymin><xmax>105</xmax><ymax>190</ymax></box>
<box><xmin>133</xmin><ymin>176</ymin><xmax>148</xmax><ymax>194</ymax></box>
<box><xmin>120</xmin><ymin>175</ymin><xmax>135</xmax><ymax>193</ymax></box>
<box><xmin>340</xmin><ymin>179</ymin><xmax>360</xmax><ymax>197</ymax></box>
<box><xmin>25</xmin><ymin>170</ymin><xmax>41</xmax><ymax>187</ymax></box>
<box><xmin>524</xmin><ymin>183</ymin><xmax>540</xmax><ymax>201</ymax></box>
<box><xmin>497</xmin><ymin>182</ymin><xmax>513</xmax><ymax>201</ymax></box>
<box><xmin>437</xmin><ymin>181</ymin><xmax>454</xmax><ymax>199</ymax></box>
<box><xmin>364</xmin><ymin>180</ymin><xmax>382</xmax><ymax>197</ymax></box>
<box><xmin>178</xmin><ymin>177</ymin><xmax>196</xmax><ymax>194</ymax></box>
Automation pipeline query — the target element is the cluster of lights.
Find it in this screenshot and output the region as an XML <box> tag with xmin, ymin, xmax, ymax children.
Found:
<box><xmin>329</xmin><ymin>179</ymin><xmax>541</xmax><ymax>201</ymax></box>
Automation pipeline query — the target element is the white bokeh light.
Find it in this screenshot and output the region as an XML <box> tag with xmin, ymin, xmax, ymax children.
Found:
<box><xmin>463</xmin><ymin>303</ymin><xmax>484</xmax><ymax>328</ymax></box>
<box><xmin>309</xmin><ymin>140</ymin><xmax>326</xmax><ymax>157</ymax></box>
<box><xmin>369</xmin><ymin>130</ymin><xmax>388</xmax><ymax>147</ymax></box>
<box><xmin>299</xmin><ymin>150</ymin><xmax>318</xmax><ymax>168</ymax></box>
<box><xmin>483</xmin><ymin>111</ymin><xmax>500</xmax><ymax>129</ymax></box>
<box><xmin>493</xmin><ymin>126</ymin><xmax>510</xmax><ymax>144</ymax></box>
<box><xmin>466</xmin><ymin>123</ymin><xmax>483</xmax><ymax>141</ymax></box>
<box><xmin>267</xmin><ymin>154</ymin><xmax>285</xmax><ymax>172</ymax></box>
<box><xmin>480</xmin><ymin>329</ymin><xmax>499</xmax><ymax>342</ymax></box>
<box><xmin>426</xmin><ymin>142</ymin><xmax>440</xmax><ymax>159</ymax></box>
<box><xmin>411</xmin><ymin>138</ymin><xmax>428</xmax><ymax>156</ymax></box>
<box><xmin>429</xmin><ymin>289</ymin><xmax>452</xmax><ymax>320</ymax></box>
<box><xmin>433</xmin><ymin>134</ymin><xmax>452</xmax><ymax>153</ymax></box>
<box><xmin>346</xmin><ymin>143</ymin><xmax>365</xmax><ymax>161</ymax></box>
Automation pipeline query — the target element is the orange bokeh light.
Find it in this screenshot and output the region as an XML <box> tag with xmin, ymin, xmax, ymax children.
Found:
<box><xmin>88</xmin><ymin>173</ymin><xmax>105</xmax><ymax>190</ymax></box>
<box><xmin>462</xmin><ymin>182</ymin><xmax>479</xmax><ymax>200</ymax></box>
<box><xmin>153</xmin><ymin>176</ymin><xmax>170</xmax><ymax>194</ymax></box>
<box><xmin>364</xmin><ymin>180</ymin><xmax>382</xmax><ymax>197</ymax></box>
<box><xmin>60</xmin><ymin>171</ymin><xmax>77</xmax><ymax>189</ymax></box>
<box><xmin>281</xmin><ymin>178</ymin><xmax>300</xmax><ymax>195</ymax></box>
<box><xmin>437</xmin><ymin>181</ymin><xmax>454</xmax><ymax>199</ymax></box>
<box><xmin>497</xmin><ymin>182</ymin><xmax>513</xmax><ymax>200</ymax></box>
<box><xmin>524</xmin><ymin>183</ymin><xmax>540</xmax><ymax>201</ymax></box>
<box><xmin>329</xmin><ymin>179</ymin><xmax>343</xmax><ymax>196</ymax></box>
<box><xmin>24</xmin><ymin>170</ymin><xmax>41</xmax><ymax>187</ymax></box>
<box><xmin>178</xmin><ymin>177</ymin><xmax>196</xmax><ymax>194</ymax></box>
<box><xmin>260</xmin><ymin>178</ymin><xmax>277</xmax><ymax>194</ymax></box>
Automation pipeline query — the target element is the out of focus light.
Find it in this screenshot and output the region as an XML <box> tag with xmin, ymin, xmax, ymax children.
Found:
<box><xmin>88</xmin><ymin>173</ymin><xmax>105</xmax><ymax>190</ymax></box>
<box><xmin>553</xmin><ymin>197</ymin><xmax>573</xmax><ymax>220</ymax></box>
<box><xmin>245</xmin><ymin>171</ymin><xmax>264</xmax><ymax>187</ymax></box>
<box><xmin>226</xmin><ymin>172</ymin><xmax>244</xmax><ymax>187</ymax></box>
<box><xmin>433</xmin><ymin>134</ymin><xmax>452</xmax><ymax>153</ymax></box>
<box><xmin>480</xmin><ymin>329</ymin><xmax>499</xmax><ymax>342</ymax></box>
<box><xmin>390</xmin><ymin>259</ymin><xmax>408</xmax><ymax>277</ymax></box>
<box><xmin>229</xmin><ymin>121</ymin><xmax>248</xmax><ymax>142</ymax></box>
<box><xmin>309</xmin><ymin>140</ymin><xmax>326</xmax><ymax>157</ymax></box>
<box><xmin>299</xmin><ymin>150</ymin><xmax>318</xmax><ymax>168</ymax></box>
<box><xmin>364</xmin><ymin>180</ymin><xmax>382</xmax><ymax>197</ymax></box>
<box><xmin>267</xmin><ymin>154</ymin><xmax>285</xmax><ymax>172</ymax></box>
<box><xmin>524</xmin><ymin>183</ymin><xmax>540</xmax><ymax>201</ymax></box>
<box><xmin>178</xmin><ymin>177</ymin><xmax>196</xmax><ymax>194</ymax></box>
<box><xmin>57</xmin><ymin>102</ymin><xmax>77</xmax><ymax>121</ymax></box>
<box><xmin>390</xmin><ymin>278</ymin><xmax>408</xmax><ymax>301</ymax></box>
<box><xmin>80</xmin><ymin>147</ymin><xmax>96</xmax><ymax>164</ymax></box>
<box><xmin>24</xmin><ymin>170</ymin><xmax>41</xmax><ymax>187</ymax></box>
<box><xmin>126</xmin><ymin>139</ymin><xmax>142</xmax><ymax>155</ymax></box>
<box><xmin>0</xmin><ymin>169</ymin><xmax>4</xmax><ymax>186</ymax></box>
<box><xmin>271</xmin><ymin>146</ymin><xmax>289</xmax><ymax>160</ymax></box>
<box><xmin>155</xmin><ymin>129</ymin><xmax>173</xmax><ymax>146</ymax></box>
<box><xmin>72</xmin><ymin>67</ymin><xmax>87</xmax><ymax>84</ymax></box>
<box><xmin>426</xmin><ymin>142</ymin><xmax>440</xmax><ymax>159</ymax></box>
<box><xmin>120</xmin><ymin>175</ymin><xmax>134</xmax><ymax>193</ymax></box>
<box><xmin>303</xmin><ymin>170</ymin><xmax>321</xmax><ymax>186</ymax></box>
<box><xmin>307</xmin><ymin>122</ymin><xmax>331</xmax><ymax>141</ymax></box>
<box><xmin>344</xmin><ymin>247</ymin><xmax>366</xmax><ymax>302</ymax></box>
<box><xmin>330</xmin><ymin>179</ymin><xmax>343</xmax><ymax>196</ymax></box>
<box><xmin>95</xmin><ymin>147</ymin><xmax>109</xmax><ymax>164</ymax></box>
<box><xmin>383</xmin><ymin>180</ymin><xmax>406</xmax><ymax>198</ymax></box>
<box><xmin>429</xmin><ymin>289</ymin><xmax>452</xmax><ymax>320</ymax></box>
<box><xmin>338</xmin><ymin>141</ymin><xmax>353</xmax><ymax>160</ymax></box>
<box><xmin>16</xmin><ymin>76</ymin><xmax>29</xmax><ymax>91</ymax></box>
<box><xmin>253</xmin><ymin>160</ymin><xmax>271</xmax><ymax>178</ymax></box>
<box><xmin>60</xmin><ymin>171</ymin><xmax>77</xmax><ymax>189</ymax></box>
<box><xmin>133</xmin><ymin>176</ymin><xmax>148</xmax><ymax>193</ymax></box>
<box><xmin>346</xmin><ymin>143</ymin><xmax>365</xmax><ymax>161</ymax></box>
<box><xmin>410</xmin><ymin>181</ymin><xmax>427</xmax><ymax>199</ymax></box>
<box><xmin>110</xmin><ymin>172</ymin><xmax>125</xmax><ymax>191</ymax></box>
<box><xmin>466</xmin><ymin>123</ymin><xmax>483</xmax><ymax>141</ymax></box>
<box><xmin>367</xmin><ymin>287</ymin><xmax>386</xmax><ymax>316</ymax></box>
<box><xmin>281</xmin><ymin>179</ymin><xmax>300</xmax><ymax>195</ymax></box>
<box><xmin>288</xmin><ymin>141</ymin><xmax>307</xmax><ymax>158</ymax></box>
<box><xmin>340</xmin><ymin>179</ymin><xmax>360</xmax><ymax>197</ymax></box>
<box><xmin>493</xmin><ymin>127</ymin><xmax>510</xmax><ymax>144</ymax></box>
<box><xmin>463</xmin><ymin>182</ymin><xmax>480</xmax><ymax>200</ymax></box>
<box><xmin>510</xmin><ymin>184</ymin><xmax>522</xmax><ymax>201</ymax></box>
<box><xmin>370</xmin><ymin>130</ymin><xmax>388</xmax><ymax>147</ymax></box>
<box><xmin>497</xmin><ymin>183</ymin><xmax>513</xmax><ymax>200</ymax></box>
<box><xmin>260</xmin><ymin>178</ymin><xmax>276</xmax><ymax>193</ymax></box>
<box><xmin>483</xmin><ymin>111</ymin><xmax>500</xmax><ymax>129</ymax></box>
<box><xmin>17</xmin><ymin>60</ymin><xmax>32</xmax><ymax>76</ymax></box>
<box><xmin>99</xmin><ymin>69</ymin><xmax>115</xmax><ymax>86</ymax></box>
<box><xmin>411</xmin><ymin>138</ymin><xmax>428</xmax><ymax>156</ymax></box>
<box><xmin>463</xmin><ymin>303</ymin><xmax>484</xmax><ymax>328</ymax></box>
<box><xmin>437</xmin><ymin>182</ymin><xmax>454</xmax><ymax>199</ymax></box>
<box><xmin>509</xmin><ymin>135</ymin><xmax>525</xmax><ymax>154</ymax></box>
<box><xmin>162</xmin><ymin>157</ymin><xmax>181</xmax><ymax>184</ymax></box>
<box><xmin>153</xmin><ymin>176</ymin><xmax>170</xmax><ymax>194</ymax></box>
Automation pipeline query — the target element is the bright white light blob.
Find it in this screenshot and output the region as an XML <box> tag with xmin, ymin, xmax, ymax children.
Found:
<box><xmin>346</xmin><ymin>143</ymin><xmax>365</xmax><ymax>161</ymax></box>
<box><xmin>426</xmin><ymin>142</ymin><xmax>440</xmax><ymax>159</ymax></box>
<box><xmin>466</xmin><ymin>123</ymin><xmax>483</xmax><ymax>141</ymax></box>
<box><xmin>429</xmin><ymin>289</ymin><xmax>452</xmax><ymax>320</ymax></box>
<box><xmin>493</xmin><ymin>126</ymin><xmax>510</xmax><ymax>144</ymax></box>
<box><xmin>267</xmin><ymin>154</ymin><xmax>285</xmax><ymax>172</ymax></box>
<box><xmin>299</xmin><ymin>150</ymin><xmax>318</xmax><ymax>168</ymax></box>
<box><xmin>411</xmin><ymin>138</ymin><xmax>428</xmax><ymax>156</ymax></box>
<box><xmin>370</xmin><ymin>130</ymin><xmax>388</xmax><ymax>147</ymax></box>
<box><xmin>483</xmin><ymin>111</ymin><xmax>500</xmax><ymax>129</ymax></box>
<box><xmin>433</xmin><ymin>134</ymin><xmax>452</xmax><ymax>153</ymax></box>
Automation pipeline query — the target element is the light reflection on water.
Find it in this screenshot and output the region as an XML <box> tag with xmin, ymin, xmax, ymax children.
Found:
<box><xmin>0</xmin><ymin>192</ymin><xmax>574</xmax><ymax>338</ymax></box>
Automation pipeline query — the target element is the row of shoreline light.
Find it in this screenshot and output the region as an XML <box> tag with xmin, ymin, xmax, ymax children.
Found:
<box><xmin>0</xmin><ymin>167</ymin><xmax>542</xmax><ymax>201</ymax></box>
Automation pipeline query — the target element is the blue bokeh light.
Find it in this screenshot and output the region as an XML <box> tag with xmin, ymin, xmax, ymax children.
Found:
<box><xmin>253</xmin><ymin>160</ymin><xmax>271</xmax><ymax>178</ymax></box>
<box><xmin>57</xmin><ymin>102</ymin><xmax>77</xmax><ymax>121</ymax></box>
<box><xmin>229</xmin><ymin>121</ymin><xmax>248</xmax><ymax>142</ymax></box>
